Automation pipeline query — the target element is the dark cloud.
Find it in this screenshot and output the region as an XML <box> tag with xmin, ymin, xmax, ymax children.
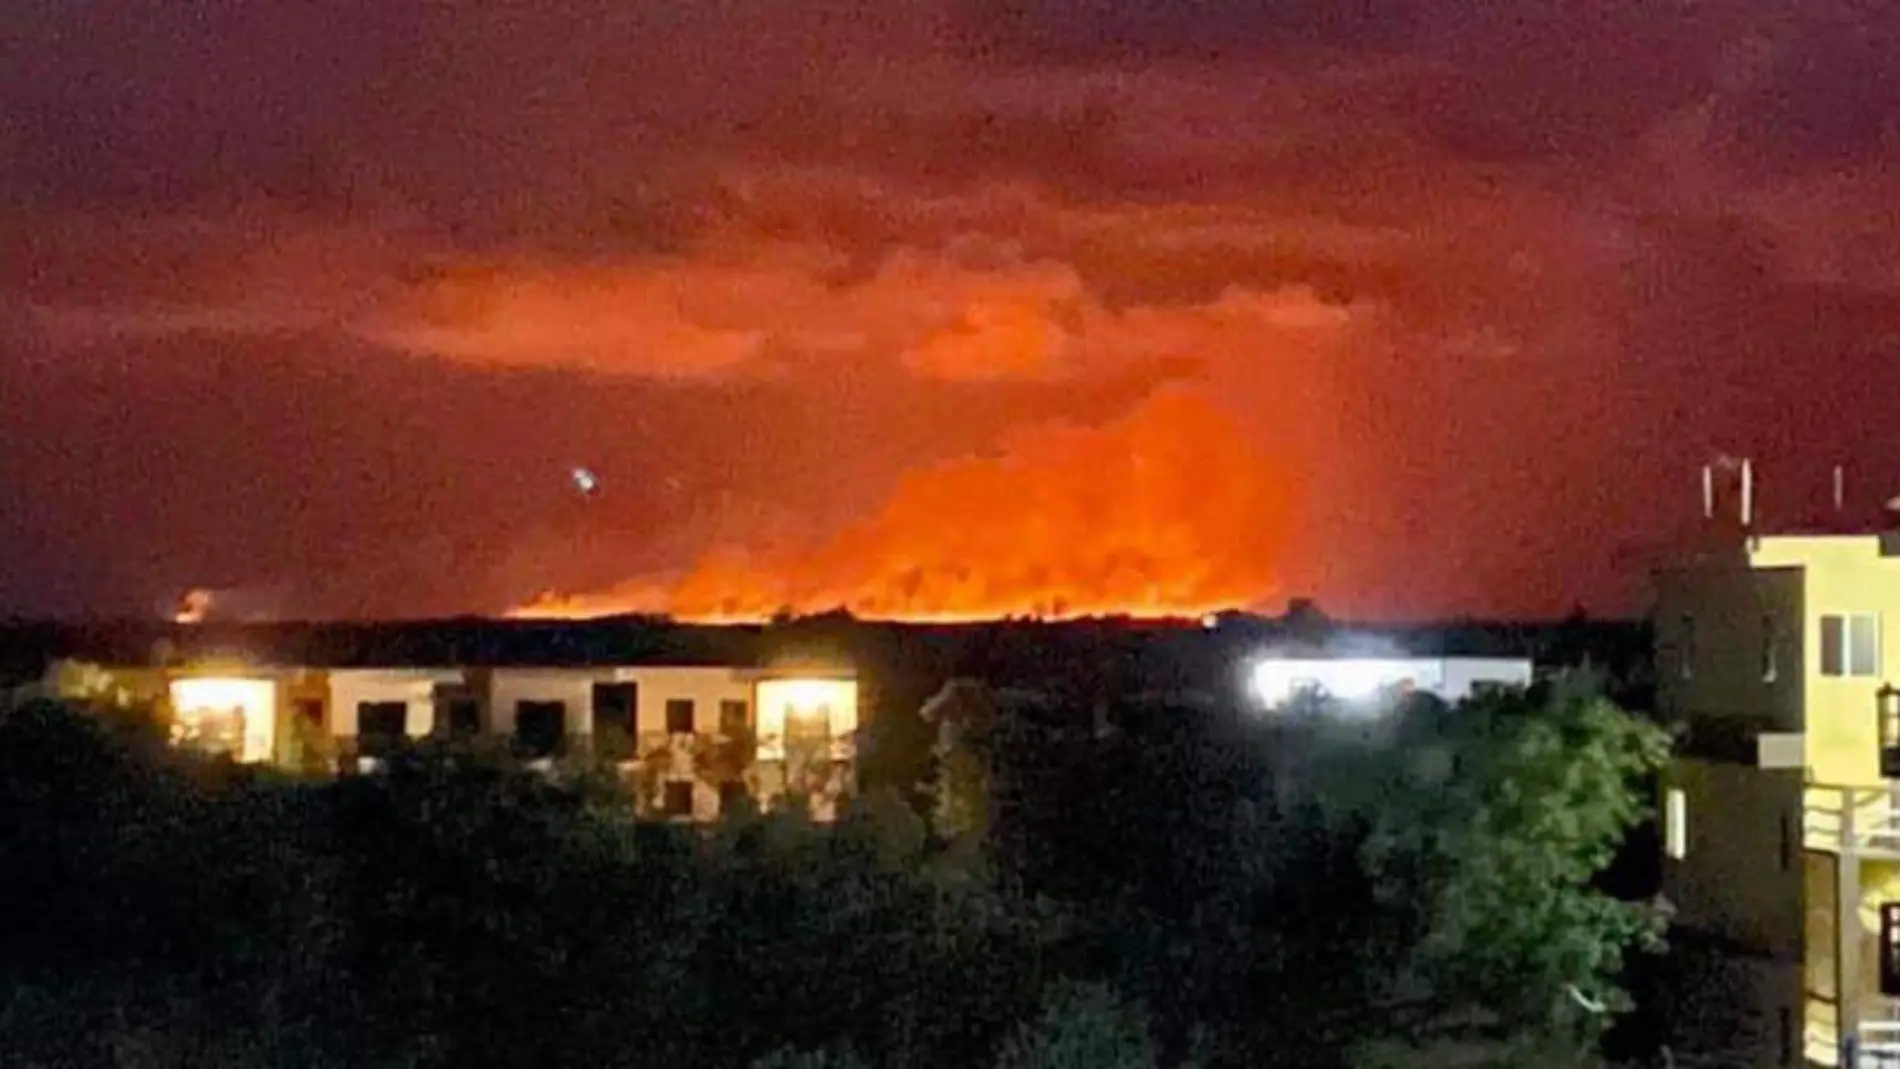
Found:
<box><xmin>1721</xmin><ymin>7</ymin><xmax>1900</xmax><ymax>173</ymax></box>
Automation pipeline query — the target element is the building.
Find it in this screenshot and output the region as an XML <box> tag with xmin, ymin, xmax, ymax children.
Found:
<box><xmin>1657</xmin><ymin>520</ymin><xmax>1900</xmax><ymax>1067</ymax></box>
<box><xmin>47</xmin><ymin>652</ymin><xmax>860</xmax><ymax>823</ymax></box>
<box><xmin>1242</xmin><ymin>629</ymin><xmax>1534</xmax><ymax>709</ymax></box>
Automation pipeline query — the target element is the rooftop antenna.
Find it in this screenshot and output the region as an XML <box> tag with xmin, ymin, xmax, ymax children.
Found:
<box><xmin>1741</xmin><ymin>457</ymin><xmax>1755</xmax><ymax>529</ymax></box>
<box><xmin>1701</xmin><ymin>464</ymin><xmax>1714</xmax><ymax>520</ymax></box>
<box><xmin>1834</xmin><ymin>464</ymin><xmax>1846</xmax><ymax>513</ymax></box>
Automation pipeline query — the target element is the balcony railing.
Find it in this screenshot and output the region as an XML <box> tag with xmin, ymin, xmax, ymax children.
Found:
<box><xmin>1805</xmin><ymin>784</ymin><xmax>1900</xmax><ymax>856</ymax></box>
<box><xmin>1868</xmin><ymin>1019</ymin><xmax>1900</xmax><ymax>1063</ymax></box>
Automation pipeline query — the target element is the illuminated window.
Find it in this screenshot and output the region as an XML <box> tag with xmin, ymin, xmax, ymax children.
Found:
<box><xmin>754</xmin><ymin>679</ymin><xmax>858</xmax><ymax>759</ymax></box>
<box><xmin>665</xmin><ymin>698</ymin><xmax>696</xmax><ymax>735</ymax></box>
<box><xmin>169</xmin><ymin>678</ymin><xmax>276</xmax><ymax>764</ymax></box>
<box><xmin>787</xmin><ymin>703</ymin><xmax>831</xmax><ymax>742</ymax></box>
<box><xmin>1665</xmin><ymin>787</ymin><xmax>1687</xmax><ymax>860</ymax></box>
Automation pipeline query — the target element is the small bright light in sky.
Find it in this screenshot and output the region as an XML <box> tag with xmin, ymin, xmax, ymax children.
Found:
<box><xmin>571</xmin><ymin>466</ymin><xmax>600</xmax><ymax>496</ymax></box>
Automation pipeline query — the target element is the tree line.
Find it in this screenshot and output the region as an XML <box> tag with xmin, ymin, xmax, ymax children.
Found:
<box><xmin>0</xmin><ymin>674</ymin><xmax>1669</xmax><ymax>1069</ymax></box>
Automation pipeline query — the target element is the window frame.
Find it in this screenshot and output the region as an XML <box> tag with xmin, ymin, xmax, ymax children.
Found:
<box><xmin>1821</xmin><ymin>613</ymin><xmax>1882</xmax><ymax>678</ymax></box>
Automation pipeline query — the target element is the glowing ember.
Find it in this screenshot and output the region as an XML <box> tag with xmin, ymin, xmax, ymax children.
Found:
<box><xmin>512</xmin><ymin>388</ymin><xmax>1297</xmax><ymax>622</ymax></box>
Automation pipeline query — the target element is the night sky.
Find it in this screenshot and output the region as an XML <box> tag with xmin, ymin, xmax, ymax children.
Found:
<box><xmin>4</xmin><ymin>2</ymin><xmax>1898</xmax><ymax>621</ymax></box>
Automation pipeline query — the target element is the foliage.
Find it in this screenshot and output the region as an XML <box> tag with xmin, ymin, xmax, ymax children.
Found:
<box><xmin>750</xmin><ymin>1048</ymin><xmax>874</xmax><ymax>1069</ymax></box>
<box><xmin>991</xmin><ymin>983</ymin><xmax>1157</xmax><ymax>1069</ymax></box>
<box><xmin>0</xmin><ymin>673</ymin><xmax>1668</xmax><ymax>1069</ymax></box>
<box><xmin>1355</xmin><ymin>681</ymin><xmax>1671</xmax><ymax>1053</ymax></box>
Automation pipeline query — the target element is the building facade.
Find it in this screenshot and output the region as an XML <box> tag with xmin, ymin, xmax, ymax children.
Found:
<box><xmin>1246</xmin><ymin>652</ymin><xmax>1534</xmax><ymax>708</ymax></box>
<box><xmin>48</xmin><ymin>657</ymin><xmax>860</xmax><ymax>822</ymax></box>
<box><xmin>1658</xmin><ymin>531</ymin><xmax>1900</xmax><ymax>1067</ymax></box>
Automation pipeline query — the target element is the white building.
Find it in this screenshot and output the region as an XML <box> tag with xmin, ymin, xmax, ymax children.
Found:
<box><xmin>53</xmin><ymin>653</ymin><xmax>861</xmax><ymax>823</ymax></box>
<box><xmin>1247</xmin><ymin>653</ymin><xmax>1534</xmax><ymax>708</ymax></box>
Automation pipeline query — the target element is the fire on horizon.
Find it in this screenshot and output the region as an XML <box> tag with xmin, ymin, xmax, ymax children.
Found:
<box><xmin>5</xmin><ymin>3</ymin><xmax>1900</xmax><ymax>623</ymax></box>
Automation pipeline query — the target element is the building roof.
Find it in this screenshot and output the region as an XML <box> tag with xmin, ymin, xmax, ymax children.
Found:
<box><xmin>34</xmin><ymin>617</ymin><xmax>770</xmax><ymax>670</ymax></box>
<box><xmin>2</xmin><ymin>612</ymin><xmax>1644</xmax><ymax>684</ymax></box>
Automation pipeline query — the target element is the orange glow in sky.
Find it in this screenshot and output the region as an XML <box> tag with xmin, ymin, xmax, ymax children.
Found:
<box><xmin>512</xmin><ymin>387</ymin><xmax>1298</xmax><ymax>622</ymax></box>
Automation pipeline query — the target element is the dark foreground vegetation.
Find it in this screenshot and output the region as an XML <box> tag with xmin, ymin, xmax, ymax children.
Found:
<box><xmin>0</xmin><ymin>674</ymin><xmax>1667</xmax><ymax>1069</ymax></box>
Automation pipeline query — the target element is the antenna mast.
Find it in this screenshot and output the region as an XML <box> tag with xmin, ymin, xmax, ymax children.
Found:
<box><xmin>1702</xmin><ymin>465</ymin><xmax>1714</xmax><ymax>520</ymax></box>
<box><xmin>1835</xmin><ymin>464</ymin><xmax>1846</xmax><ymax>512</ymax></box>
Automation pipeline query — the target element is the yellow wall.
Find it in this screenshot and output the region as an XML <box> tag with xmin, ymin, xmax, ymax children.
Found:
<box><xmin>1751</xmin><ymin>536</ymin><xmax>1900</xmax><ymax>787</ymax></box>
<box><xmin>1804</xmin><ymin>855</ymin><xmax>1900</xmax><ymax>1062</ymax></box>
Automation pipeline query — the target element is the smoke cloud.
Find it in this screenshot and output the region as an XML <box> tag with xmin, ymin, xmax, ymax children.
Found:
<box><xmin>6</xmin><ymin>0</ymin><xmax>1900</xmax><ymax>620</ymax></box>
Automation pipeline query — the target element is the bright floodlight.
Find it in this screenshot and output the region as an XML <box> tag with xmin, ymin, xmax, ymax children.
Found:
<box><xmin>1248</xmin><ymin>657</ymin><xmax>1419</xmax><ymax>708</ymax></box>
<box><xmin>169</xmin><ymin>677</ymin><xmax>277</xmax><ymax>763</ymax></box>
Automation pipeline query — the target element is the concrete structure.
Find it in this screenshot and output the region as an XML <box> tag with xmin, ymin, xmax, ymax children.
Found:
<box><xmin>1658</xmin><ymin>528</ymin><xmax>1900</xmax><ymax>1067</ymax></box>
<box><xmin>48</xmin><ymin>655</ymin><xmax>860</xmax><ymax>823</ymax></box>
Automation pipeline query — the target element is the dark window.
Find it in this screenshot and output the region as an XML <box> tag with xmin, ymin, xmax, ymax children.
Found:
<box><xmin>663</xmin><ymin>780</ymin><xmax>695</xmax><ymax>817</ymax></box>
<box><xmin>1882</xmin><ymin>687</ymin><xmax>1900</xmax><ymax>778</ymax></box>
<box><xmin>1882</xmin><ymin>904</ymin><xmax>1900</xmax><ymax>997</ymax></box>
<box><xmin>357</xmin><ymin>701</ymin><xmax>407</xmax><ymax>757</ymax></box>
<box><xmin>719</xmin><ymin>699</ymin><xmax>749</xmax><ymax>735</ymax></box>
<box><xmin>1822</xmin><ymin>615</ymin><xmax>1846</xmax><ymax>677</ymax></box>
<box><xmin>446</xmin><ymin>700</ymin><xmax>481</xmax><ymax>739</ymax></box>
<box><xmin>665</xmin><ymin>698</ymin><xmax>696</xmax><ymax>735</ymax></box>
<box><xmin>1779</xmin><ymin>814</ymin><xmax>1792</xmax><ymax>872</ymax></box>
<box><xmin>514</xmin><ymin>701</ymin><xmax>566</xmax><ymax>759</ymax></box>
<box><xmin>592</xmin><ymin>683</ymin><xmax>638</xmax><ymax>760</ymax></box>
<box><xmin>294</xmin><ymin>698</ymin><xmax>324</xmax><ymax>731</ymax></box>
<box><xmin>718</xmin><ymin>781</ymin><xmax>751</xmax><ymax>818</ymax></box>
<box><xmin>1778</xmin><ymin>1006</ymin><xmax>1793</xmax><ymax>1066</ymax></box>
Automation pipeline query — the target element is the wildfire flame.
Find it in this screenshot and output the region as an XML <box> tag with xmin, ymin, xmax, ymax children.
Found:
<box><xmin>512</xmin><ymin>387</ymin><xmax>1297</xmax><ymax>622</ymax></box>
<box><xmin>174</xmin><ymin>588</ymin><xmax>213</xmax><ymax>625</ymax></box>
